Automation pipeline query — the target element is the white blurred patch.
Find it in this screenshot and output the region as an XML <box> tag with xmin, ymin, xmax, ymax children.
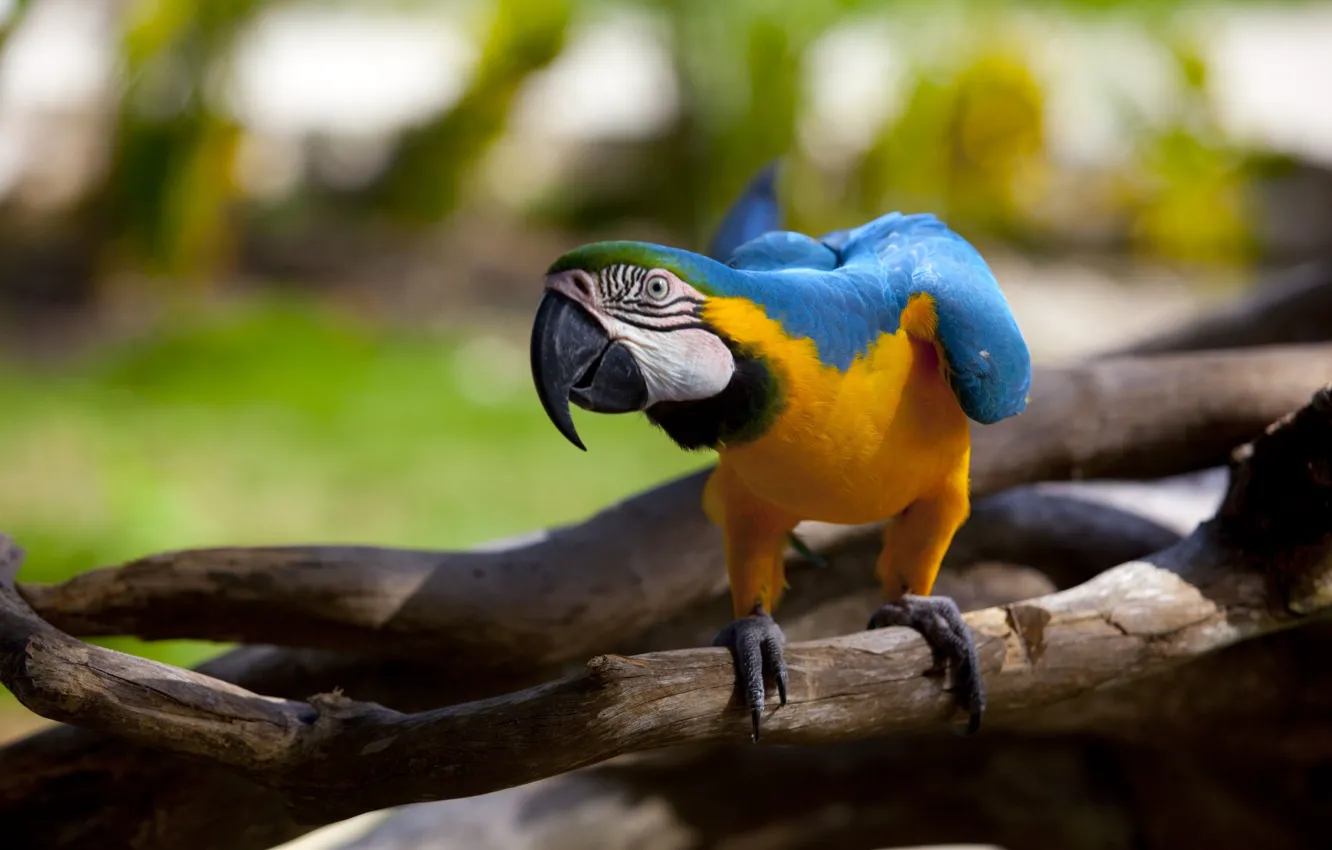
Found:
<box><xmin>1204</xmin><ymin>5</ymin><xmax>1332</xmax><ymax>168</ymax></box>
<box><xmin>510</xmin><ymin>11</ymin><xmax>679</xmax><ymax>142</ymax></box>
<box><xmin>225</xmin><ymin>3</ymin><xmax>477</xmax><ymax>137</ymax></box>
<box><xmin>1027</xmin><ymin>14</ymin><xmax>1180</xmax><ymax>168</ymax></box>
<box><xmin>485</xmin><ymin>10</ymin><xmax>678</xmax><ymax>207</ymax></box>
<box><xmin>0</xmin><ymin>0</ymin><xmax>112</xmax><ymax>110</ymax></box>
<box><xmin>799</xmin><ymin>19</ymin><xmax>903</xmax><ymax>169</ymax></box>
<box><xmin>0</xmin><ymin>0</ymin><xmax>116</xmax><ymax>207</ymax></box>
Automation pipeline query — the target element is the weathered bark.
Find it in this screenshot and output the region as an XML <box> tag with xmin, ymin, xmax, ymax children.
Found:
<box><xmin>19</xmin><ymin>344</ymin><xmax>1326</xmax><ymax>658</ymax></box>
<box><xmin>2</xmin><ymin>387</ymin><xmax>1329</xmax><ymax>834</ymax></box>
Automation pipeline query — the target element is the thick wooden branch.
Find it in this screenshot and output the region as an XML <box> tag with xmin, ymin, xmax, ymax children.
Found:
<box><xmin>17</xmin><ymin>344</ymin><xmax>1330</xmax><ymax>660</ymax></box>
<box><xmin>1108</xmin><ymin>258</ymin><xmax>1332</xmax><ymax>355</ymax></box>
<box><xmin>2</xmin><ymin>387</ymin><xmax>1329</xmax><ymax>828</ymax></box>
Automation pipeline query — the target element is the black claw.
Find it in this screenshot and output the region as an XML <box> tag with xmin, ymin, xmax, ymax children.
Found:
<box><xmin>713</xmin><ymin>606</ymin><xmax>788</xmax><ymax>742</ymax></box>
<box><xmin>869</xmin><ymin>594</ymin><xmax>985</xmax><ymax>734</ymax></box>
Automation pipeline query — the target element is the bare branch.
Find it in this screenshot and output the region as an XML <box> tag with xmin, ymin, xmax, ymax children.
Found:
<box><xmin>1107</xmin><ymin>258</ymin><xmax>1332</xmax><ymax>355</ymax></box>
<box><xmin>18</xmin><ymin>344</ymin><xmax>1329</xmax><ymax>659</ymax></box>
<box><xmin>1</xmin><ymin>387</ymin><xmax>1329</xmax><ymax>827</ymax></box>
<box><xmin>967</xmin><ymin>343</ymin><xmax>1332</xmax><ymax>493</ymax></box>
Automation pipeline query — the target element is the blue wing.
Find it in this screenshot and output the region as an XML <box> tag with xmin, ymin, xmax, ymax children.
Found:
<box><xmin>827</xmin><ymin>213</ymin><xmax>1031</xmax><ymax>424</ymax></box>
<box><xmin>706</xmin><ymin>162</ymin><xmax>783</xmax><ymax>262</ymax></box>
<box><xmin>707</xmin><ymin>212</ymin><xmax>1031</xmax><ymax>425</ymax></box>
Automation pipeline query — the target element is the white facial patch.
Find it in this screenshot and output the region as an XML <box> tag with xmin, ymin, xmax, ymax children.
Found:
<box><xmin>602</xmin><ymin>319</ymin><xmax>735</xmax><ymax>405</ymax></box>
<box><xmin>544</xmin><ymin>266</ymin><xmax>737</xmax><ymax>406</ymax></box>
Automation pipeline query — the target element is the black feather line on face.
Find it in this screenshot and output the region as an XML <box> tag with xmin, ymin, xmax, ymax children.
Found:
<box><xmin>612</xmin><ymin>316</ymin><xmax>711</xmax><ymax>333</ymax></box>
<box><xmin>645</xmin><ymin>327</ymin><xmax>783</xmax><ymax>451</ymax></box>
<box><xmin>637</xmin><ymin>295</ymin><xmax>703</xmax><ymax>314</ymax></box>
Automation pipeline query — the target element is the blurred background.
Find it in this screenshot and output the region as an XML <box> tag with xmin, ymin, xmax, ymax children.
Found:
<box><xmin>1</xmin><ymin>0</ymin><xmax>1331</xmax><ymax>740</ymax></box>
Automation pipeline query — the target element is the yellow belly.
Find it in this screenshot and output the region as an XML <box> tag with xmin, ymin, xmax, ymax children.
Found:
<box><xmin>707</xmin><ymin>300</ymin><xmax>970</xmax><ymax>525</ymax></box>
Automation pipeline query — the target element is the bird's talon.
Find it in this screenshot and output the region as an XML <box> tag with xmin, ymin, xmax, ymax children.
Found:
<box><xmin>869</xmin><ymin>594</ymin><xmax>985</xmax><ymax>731</ymax></box>
<box><xmin>713</xmin><ymin>609</ymin><xmax>788</xmax><ymax>742</ymax></box>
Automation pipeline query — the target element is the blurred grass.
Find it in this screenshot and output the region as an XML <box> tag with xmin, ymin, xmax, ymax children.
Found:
<box><xmin>0</xmin><ymin>294</ymin><xmax>711</xmax><ymax>675</ymax></box>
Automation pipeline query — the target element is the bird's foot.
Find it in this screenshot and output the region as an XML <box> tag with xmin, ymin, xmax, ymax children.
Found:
<box><xmin>712</xmin><ymin>604</ymin><xmax>787</xmax><ymax>742</ymax></box>
<box><xmin>868</xmin><ymin>594</ymin><xmax>984</xmax><ymax>735</ymax></box>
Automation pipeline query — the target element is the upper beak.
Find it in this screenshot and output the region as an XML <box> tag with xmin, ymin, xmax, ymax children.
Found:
<box><xmin>530</xmin><ymin>289</ymin><xmax>649</xmax><ymax>450</ymax></box>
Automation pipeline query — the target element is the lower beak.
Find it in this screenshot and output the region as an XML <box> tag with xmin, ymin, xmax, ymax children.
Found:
<box><xmin>530</xmin><ymin>290</ymin><xmax>649</xmax><ymax>450</ymax></box>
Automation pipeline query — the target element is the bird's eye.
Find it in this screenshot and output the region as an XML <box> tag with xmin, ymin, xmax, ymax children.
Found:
<box><xmin>646</xmin><ymin>275</ymin><xmax>670</xmax><ymax>301</ymax></box>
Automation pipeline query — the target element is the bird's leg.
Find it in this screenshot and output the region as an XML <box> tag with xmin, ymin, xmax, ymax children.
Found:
<box><xmin>869</xmin><ymin>482</ymin><xmax>985</xmax><ymax>734</ymax></box>
<box><xmin>705</xmin><ymin>463</ymin><xmax>797</xmax><ymax>742</ymax></box>
<box><xmin>712</xmin><ymin>603</ymin><xmax>787</xmax><ymax>742</ymax></box>
<box><xmin>868</xmin><ymin>594</ymin><xmax>983</xmax><ymax>733</ymax></box>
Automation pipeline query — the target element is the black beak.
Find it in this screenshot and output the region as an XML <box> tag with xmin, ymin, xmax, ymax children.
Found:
<box><xmin>530</xmin><ymin>290</ymin><xmax>649</xmax><ymax>451</ymax></box>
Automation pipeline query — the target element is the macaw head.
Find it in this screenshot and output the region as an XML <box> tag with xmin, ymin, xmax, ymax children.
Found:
<box><xmin>530</xmin><ymin>241</ymin><xmax>775</xmax><ymax>452</ymax></box>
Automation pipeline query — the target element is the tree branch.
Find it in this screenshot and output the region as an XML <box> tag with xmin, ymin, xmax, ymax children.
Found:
<box><xmin>1107</xmin><ymin>258</ymin><xmax>1332</xmax><ymax>355</ymax></box>
<box><xmin>17</xmin><ymin>344</ymin><xmax>1329</xmax><ymax>659</ymax></box>
<box><xmin>2</xmin><ymin>387</ymin><xmax>1329</xmax><ymax>827</ymax></box>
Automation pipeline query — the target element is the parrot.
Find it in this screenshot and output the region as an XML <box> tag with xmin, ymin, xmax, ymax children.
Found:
<box><xmin>529</xmin><ymin>163</ymin><xmax>1032</xmax><ymax>741</ymax></box>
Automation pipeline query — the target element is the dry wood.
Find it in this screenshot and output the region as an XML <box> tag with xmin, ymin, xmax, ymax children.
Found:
<box><xmin>18</xmin><ymin>344</ymin><xmax>1329</xmax><ymax>659</ymax></box>
<box><xmin>1</xmin><ymin>386</ymin><xmax>1329</xmax><ymax>830</ymax></box>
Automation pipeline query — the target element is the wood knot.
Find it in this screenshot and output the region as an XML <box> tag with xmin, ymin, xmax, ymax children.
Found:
<box><xmin>1007</xmin><ymin>603</ymin><xmax>1052</xmax><ymax>665</ymax></box>
<box><xmin>584</xmin><ymin>654</ymin><xmax>656</xmax><ymax>692</ymax></box>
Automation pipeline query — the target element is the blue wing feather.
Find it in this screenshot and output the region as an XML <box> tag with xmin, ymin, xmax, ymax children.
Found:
<box><xmin>706</xmin><ymin>162</ymin><xmax>783</xmax><ymax>262</ymax></box>
<box><xmin>835</xmin><ymin>214</ymin><xmax>1031</xmax><ymax>423</ymax></box>
<box><xmin>729</xmin><ymin>231</ymin><xmax>840</xmax><ymax>272</ymax></box>
<box><xmin>709</xmin><ymin>211</ymin><xmax>1030</xmax><ymax>425</ymax></box>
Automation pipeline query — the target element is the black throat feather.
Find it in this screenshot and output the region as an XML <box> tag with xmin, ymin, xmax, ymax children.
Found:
<box><xmin>645</xmin><ymin>335</ymin><xmax>782</xmax><ymax>451</ymax></box>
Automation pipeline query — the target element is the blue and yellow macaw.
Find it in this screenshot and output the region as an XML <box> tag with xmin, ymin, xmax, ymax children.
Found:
<box><xmin>530</xmin><ymin>164</ymin><xmax>1031</xmax><ymax>740</ymax></box>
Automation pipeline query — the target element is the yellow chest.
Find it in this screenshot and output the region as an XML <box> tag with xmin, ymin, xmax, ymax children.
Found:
<box><xmin>704</xmin><ymin>296</ymin><xmax>971</xmax><ymax>525</ymax></box>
